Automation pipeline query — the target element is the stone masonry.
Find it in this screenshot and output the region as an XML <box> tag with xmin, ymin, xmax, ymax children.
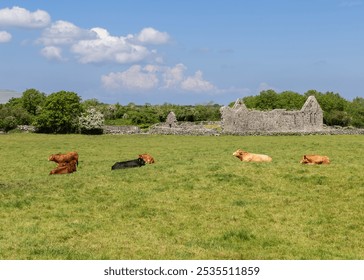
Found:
<box><xmin>220</xmin><ymin>96</ymin><xmax>323</xmax><ymax>134</ymax></box>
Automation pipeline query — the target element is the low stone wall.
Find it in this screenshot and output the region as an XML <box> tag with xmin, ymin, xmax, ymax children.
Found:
<box><xmin>102</xmin><ymin>125</ymin><xmax>141</xmax><ymax>135</ymax></box>
<box><xmin>17</xmin><ymin>125</ymin><xmax>37</xmax><ymax>133</ymax></box>
<box><xmin>6</xmin><ymin>124</ymin><xmax>363</xmax><ymax>136</ymax></box>
<box><xmin>221</xmin><ymin>126</ymin><xmax>364</xmax><ymax>136</ymax></box>
<box><xmin>148</xmin><ymin>122</ymin><xmax>220</xmax><ymax>136</ymax></box>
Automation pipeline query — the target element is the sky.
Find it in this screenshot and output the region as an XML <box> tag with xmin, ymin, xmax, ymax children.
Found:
<box><xmin>0</xmin><ymin>0</ymin><xmax>364</xmax><ymax>105</ymax></box>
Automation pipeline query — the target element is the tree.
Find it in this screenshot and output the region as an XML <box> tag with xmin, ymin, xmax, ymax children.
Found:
<box><xmin>242</xmin><ymin>96</ymin><xmax>258</xmax><ymax>108</ymax></box>
<box><xmin>21</xmin><ymin>89</ymin><xmax>46</xmax><ymax>116</ymax></box>
<box><xmin>0</xmin><ymin>116</ymin><xmax>17</xmax><ymax>132</ymax></box>
<box><xmin>0</xmin><ymin>104</ymin><xmax>32</xmax><ymax>131</ymax></box>
<box><xmin>325</xmin><ymin>110</ymin><xmax>351</xmax><ymax>127</ymax></box>
<box><xmin>255</xmin><ymin>90</ymin><xmax>279</xmax><ymax>110</ymax></box>
<box><xmin>277</xmin><ymin>91</ymin><xmax>306</xmax><ymax>110</ymax></box>
<box><xmin>34</xmin><ymin>91</ymin><xmax>82</xmax><ymax>133</ymax></box>
<box><xmin>348</xmin><ymin>97</ymin><xmax>364</xmax><ymax>128</ymax></box>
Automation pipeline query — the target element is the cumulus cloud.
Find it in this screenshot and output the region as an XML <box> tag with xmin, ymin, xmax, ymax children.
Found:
<box><xmin>0</xmin><ymin>31</ymin><xmax>11</xmax><ymax>43</ymax></box>
<box><xmin>180</xmin><ymin>70</ymin><xmax>216</xmax><ymax>92</ymax></box>
<box><xmin>38</xmin><ymin>20</ymin><xmax>95</xmax><ymax>46</ymax></box>
<box><xmin>162</xmin><ymin>64</ymin><xmax>187</xmax><ymax>89</ymax></box>
<box><xmin>102</xmin><ymin>63</ymin><xmax>216</xmax><ymax>93</ymax></box>
<box><xmin>102</xmin><ymin>65</ymin><xmax>159</xmax><ymax>90</ymax></box>
<box><xmin>40</xmin><ymin>46</ymin><xmax>63</xmax><ymax>60</ymax></box>
<box><xmin>0</xmin><ymin>6</ymin><xmax>50</xmax><ymax>28</ymax></box>
<box><xmin>37</xmin><ymin>22</ymin><xmax>169</xmax><ymax>64</ymax></box>
<box><xmin>71</xmin><ymin>27</ymin><xmax>150</xmax><ymax>64</ymax></box>
<box><xmin>136</xmin><ymin>27</ymin><xmax>170</xmax><ymax>44</ymax></box>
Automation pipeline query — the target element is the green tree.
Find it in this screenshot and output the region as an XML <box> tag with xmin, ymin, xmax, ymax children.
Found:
<box><xmin>256</xmin><ymin>89</ymin><xmax>279</xmax><ymax>110</ymax></box>
<box><xmin>0</xmin><ymin>116</ymin><xmax>17</xmax><ymax>132</ymax></box>
<box><xmin>277</xmin><ymin>91</ymin><xmax>306</xmax><ymax>110</ymax></box>
<box><xmin>242</xmin><ymin>96</ymin><xmax>258</xmax><ymax>108</ymax></box>
<box><xmin>348</xmin><ymin>97</ymin><xmax>364</xmax><ymax>128</ymax></box>
<box><xmin>6</xmin><ymin>97</ymin><xmax>23</xmax><ymax>108</ymax></box>
<box><xmin>0</xmin><ymin>104</ymin><xmax>32</xmax><ymax>131</ymax></box>
<box><xmin>21</xmin><ymin>89</ymin><xmax>46</xmax><ymax>116</ymax></box>
<box><xmin>34</xmin><ymin>91</ymin><xmax>82</xmax><ymax>133</ymax></box>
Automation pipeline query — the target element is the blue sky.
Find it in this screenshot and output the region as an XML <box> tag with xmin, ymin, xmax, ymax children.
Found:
<box><xmin>1</xmin><ymin>0</ymin><xmax>363</xmax><ymax>105</ymax></box>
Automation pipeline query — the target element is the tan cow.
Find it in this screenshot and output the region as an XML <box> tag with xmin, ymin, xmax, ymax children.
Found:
<box><xmin>48</xmin><ymin>151</ymin><xmax>79</xmax><ymax>166</ymax></box>
<box><xmin>300</xmin><ymin>155</ymin><xmax>330</xmax><ymax>165</ymax></box>
<box><xmin>138</xmin><ymin>154</ymin><xmax>155</xmax><ymax>164</ymax></box>
<box><xmin>233</xmin><ymin>149</ymin><xmax>272</xmax><ymax>162</ymax></box>
<box><xmin>49</xmin><ymin>159</ymin><xmax>77</xmax><ymax>175</ymax></box>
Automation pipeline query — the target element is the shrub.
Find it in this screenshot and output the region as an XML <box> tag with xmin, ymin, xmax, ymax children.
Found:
<box><xmin>79</xmin><ymin>108</ymin><xmax>104</xmax><ymax>134</ymax></box>
<box><xmin>1</xmin><ymin>116</ymin><xmax>17</xmax><ymax>132</ymax></box>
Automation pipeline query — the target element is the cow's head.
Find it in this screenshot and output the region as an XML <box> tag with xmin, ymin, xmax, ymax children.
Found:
<box><xmin>300</xmin><ymin>155</ymin><xmax>310</xmax><ymax>164</ymax></box>
<box><xmin>233</xmin><ymin>149</ymin><xmax>245</xmax><ymax>156</ymax></box>
<box><xmin>137</xmin><ymin>157</ymin><xmax>146</xmax><ymax>166</ymax></box>
<box><xmin>233</xmin><ymin>149</ymin><xmax>245</xmax><ymax>160</ymax></box>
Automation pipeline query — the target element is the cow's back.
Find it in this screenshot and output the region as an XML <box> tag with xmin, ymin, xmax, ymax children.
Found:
<box><xmin>250</xmin><ymin>153</ymin><xmax>272</xmax><ymax>162</ymax></box>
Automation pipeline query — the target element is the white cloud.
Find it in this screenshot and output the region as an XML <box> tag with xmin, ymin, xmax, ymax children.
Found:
<box><xmin>0</xmin><ymin>31</ymin><xmax>11</xmax><ymax>43</ymax></box>
<box><xmin>180</xmin><ymin>70</ymin><xmax>216</xmax><ymax>92</ymax></box>
<box><xmin>38</xmin><ymin>20</ymin><xmax>95</xmax><ymax>46</ymax></box>
<box><xmin>71</xmin><ymin>27</ymin><xmax>151</xmax><ymax>64</ymax></box>
<box><xmin>137</xmin><ymin>27</ymin><xmax>170</xmax><ymax>44</ymax></box>
<box><xmin>102</xmin><ymin>65</ymin><xmax>159</xmax><ymax>90</ymax></box>
<box><xmin>40</xmin><ymin>46</ymin><xmax>63</xmax><ymax>60</ymax></box>
<box><xmin>102</xmin><ymin>63</ymin><xmax>217</xmax><ymax>93</ymax></box>
<box><xmin>162</xmin><ymin>63</ymin><xmax>187</xmax><ymax>89</ymax></box>
<box><xmin>0</xmin><ymin>6</ymin><xmax>50</xmax><ymax>28</ymax></box>
<box><xmin>35</xmin><ymin>16</ymin><xmax>170</xmax><ymax>65</ymax></box>
<box><xmin>39</xmin><ymin>24</ymin><xmax>163</xmax><ymax>64</ymax></box>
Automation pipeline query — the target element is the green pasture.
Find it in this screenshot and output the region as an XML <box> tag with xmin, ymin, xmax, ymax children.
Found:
<box><xmin>0</xmin><ymin>133</ymin><xmax>363</xmax><ymax>260</ymax></box>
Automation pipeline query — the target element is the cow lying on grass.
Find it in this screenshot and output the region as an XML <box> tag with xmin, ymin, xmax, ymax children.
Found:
<box><xmin>49</xmin><ymin>160</ymin><xmax>77</xmax><ymax>175</ymax></box>
<box><xmin>300</xmin><ymin>155</ymin><xmax>330</xmax><ymax>165</ymax></box>
<box><xmin>233</xmin><ymin>149</ymin><xmax>272</xmax><ymax>162</ymax></box>
<box><xmin>138</xmin><ymin>154</ymin><xmax>155</xmax><ymax>164</ymax></box>
<box><xmin>111</xmin><ymin>158</ymin><xmax>146</xmax><ymax>170</ymax></box>
<box><xmin>48</xmin><ymin>151</ymin><xmax>79</xmax><ymax>166</ymax></box>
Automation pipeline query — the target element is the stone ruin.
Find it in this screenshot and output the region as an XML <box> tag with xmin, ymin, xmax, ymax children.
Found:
<box><xmin>220</xmin><ymin>95</ymin><xmax>323</xmax><ymax>134</ymax></box>
<box><xmin>165</xmin><ymin>111</ymin><xmax>177</xmax><ymax>128</ymax></box>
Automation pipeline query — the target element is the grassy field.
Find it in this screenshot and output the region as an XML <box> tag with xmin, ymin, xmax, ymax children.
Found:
<box><xmin>0</xmin><ymin>133</ymin><xmax>363</xmax><ymax>260</ymax></box>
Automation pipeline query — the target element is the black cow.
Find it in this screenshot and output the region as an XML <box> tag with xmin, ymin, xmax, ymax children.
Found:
<box><xmin>111</xmin><ymin>158</ymin><xmax>146</xmax><ymax>170</ymax></box>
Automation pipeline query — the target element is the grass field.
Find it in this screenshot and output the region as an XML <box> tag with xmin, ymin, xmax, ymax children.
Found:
<box><xmin>0</xmin><ymin>133</ymin><xmax>363</xmax><ymax>260</ymax></box>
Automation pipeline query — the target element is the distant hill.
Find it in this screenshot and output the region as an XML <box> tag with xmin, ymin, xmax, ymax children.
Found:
<box><xmin>0</xmin><ymin>89</ymin><xmax>22</xmax><ymax>104</ymax></box>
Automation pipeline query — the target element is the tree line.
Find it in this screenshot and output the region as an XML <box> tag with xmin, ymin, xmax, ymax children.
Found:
<box><xmin>0</xmin><ymin>88</ymin><xmax>363</xmax><ymax>133</ymax></box>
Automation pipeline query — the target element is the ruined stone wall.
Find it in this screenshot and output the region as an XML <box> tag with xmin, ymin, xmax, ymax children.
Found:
<box><xmin>148</xmin><ymin>122</ymin><xmax>220</xmax><ymax>136</ymax></box>
<box><xmin>103</xmin><ymin>125</ymin><xmax>140</xmax><ymax>135</ymax></box>
<box><xmin>220</xmin><ymin>96</ymin><xmax>323</xmax><ymax>134</ymax></box>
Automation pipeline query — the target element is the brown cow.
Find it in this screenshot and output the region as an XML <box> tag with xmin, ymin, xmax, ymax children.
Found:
<box><xmin>138</xmin><ymin>154</ymin><xmax>155</xmax><ymax>164</ymax></box>
<box><xmin>233</xmin><ymin>149</ymin><xmax>272</xmax><ymax>162</ymax></box>
<box><xmin>49</xmin><ymin>160</ymin><xmax>77</xmax><ymax>175</ymax></box>
<box><xmin>48</xmin><ymin>151</ymin><xmax>79</xmax><ymax>166</ymax></box>
<box><xmin>300</xmin><ymin>155</ymin><xmax>330</xmax><ymax>165</ymax></box>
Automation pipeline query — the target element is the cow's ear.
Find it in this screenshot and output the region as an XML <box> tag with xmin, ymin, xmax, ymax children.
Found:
<box><xmin>304</xmin><ymin>155</ymin><xmax>307</xmax><ymax>159</ymax></box>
